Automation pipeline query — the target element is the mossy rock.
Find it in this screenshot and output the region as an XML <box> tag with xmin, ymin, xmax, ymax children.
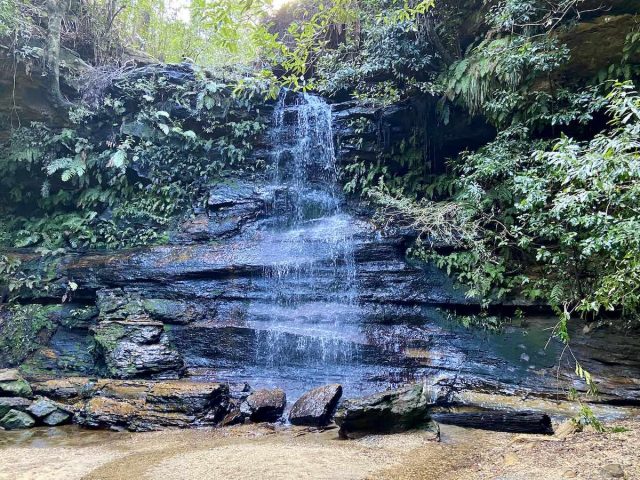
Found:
<box><xmin>0</xmin><ymin>409</ymin><xmax>36</xmax><ymax>429</ymax></box>
<box><xmin>0</xmin><ymin>305</ymin><xmax>63</xmax><ymax>366</ymax></box>
<box><xmin>142</xmin><ymin>298</ymin><xmax>203</xmax><ymax>324</ymax></box>
<box><xmin>0</xmin><ymin>369</ymin><xmax>33</xmax><ymax>398</ymax></box>
<box><xmin>0</xmin><ymin>397</ymin><xmax>32</xmax><ymax>417</ymax></box>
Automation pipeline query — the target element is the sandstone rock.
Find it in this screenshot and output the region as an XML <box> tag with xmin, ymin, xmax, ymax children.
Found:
<box><xmin>27</xmin><ymin>398</ymin><xmax>58</xmax><ymax>419</ymax></box>
<box><xmin>555</xmin><ymin>419</ymin><xmax>581</xmax><ymax>438</ymax></box>
<box><xmin>0</xmin><ymin>409</ymin><xmax>35</xmax><ymax>429</ymax></box>
<box><xmin>93</xmin><ymin>291</ymin><xmax>185</xmax><ymax>378</ymax></box>
<box><xmin>334</xmin><ymin>383</ymin><xmax>434</xmax><ymax>438</ymax></box>
<box><xmin>77</xmin><ymin>396</ymin><xmax>138</xmax><ymax>429</ymax></box>
<box><xmin>43</xmin><ymin>409</ymin><xmax>72</xmax><ymax>426</ymax></box>
<box><xmin>146</xmin><ymin>381</ymin><xmax>228</xmax><ymax>415</ymax></box>
<box><xmin>69</xmin><ymin>379</ymin><xmax>229</xmax><ymax>431</ymax></box>
<box><xmin>32</xmin><ymin>377</ymin><xmax>98</xmax><ymax>400</ymax></box>
<box><xmin>0</xmin><ymin>397</ymin><xmax>32</xmax><ymax>417</ymax></box>
<box><xmin>601</xmin><ymin>464</ymin><xmax>625</xmax><ymax>479</ymax></box>
<box><xmin>289</xmin><ymin>384</ymin><xmax>342</xmax><ymax>427</ymax></box>
<box><xmin>245</xmin><ymin>388</ymin><xmax>286</xmax><ymax>422</ymax></box>
<box><xmin>0</xmin><ymin>369</ymin><xmax>33</xmax><ymax>398</ymax></box>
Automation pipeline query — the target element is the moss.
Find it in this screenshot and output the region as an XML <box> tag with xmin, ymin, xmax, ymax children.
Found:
<box><xmin>93</xmin><ymin>322</ymin><xmax>127</xmax><ymax>352</ymax></box>
<box><xmin>0</xmin><ymin>304</ymin><xmax>62</xmax><ymax>366</ymax></box>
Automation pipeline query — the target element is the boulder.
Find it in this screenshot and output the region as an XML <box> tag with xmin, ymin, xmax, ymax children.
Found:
<box><xmin>77</xmin><ymin>396</ymin><xmax>138</xmax><ymax>429</ymax></box>
<box><xmin>289</xmin><ymin>384</ymin><xmax>342</xmax><ymax>427</ymax></box>
<box><xmin>0</xmin><ymin>369</ymin><xmax>33</xmax><ymax>398</ymax></box>
<box><xmin>334</xmin><ymin>384</ymin><xmax>436</xmax><ymax>438</ymax></box>
<box><xmin>146</xmin><ymin>381</ymin><xmax>228</xmax><ymax>416</ymax></box>
<box><xmin>43</xmin><ymin>409</ymin><xmax>72</xmax><ymax>426</ymax></box>
<box><xmin>27</xmin><ymin>398</ymin><xmax>58</xmax><ymax>419</ymax></box>
<box><xmin>68</xmin><ymin>378</ymin><xmax>229</xmax><ymax>432</ymax></box>
<box><xmin>0</xmin><ymin>397</ymin><xmax>32</xmax><ymax>417</ymax></box>
<box><xmin>245</xmin><ymin>388</ymin><xmax>286</xmax><ymax>422</ymax></box>
<box><xmin>0</xmin><ymin>409</ymin><xmax>36</xmax><ymax>429</ymax></box>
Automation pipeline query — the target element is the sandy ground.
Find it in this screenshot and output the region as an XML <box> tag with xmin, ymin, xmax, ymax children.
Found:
<box><xmin>0</xmin><ymin>420</ymin><xmax>638</xmax><ymax>480</ymax></box>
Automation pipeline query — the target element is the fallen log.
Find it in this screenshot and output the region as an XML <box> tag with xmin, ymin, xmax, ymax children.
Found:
<box><xmin>432</xmin><ymin>410</ymin><xmax>553</xmax><ymax>435</ymax></box>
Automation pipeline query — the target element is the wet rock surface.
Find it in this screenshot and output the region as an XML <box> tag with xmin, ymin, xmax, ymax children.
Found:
<box><xmin>0</xmin><ymin>409</ymin><xmax>36</xmax><ymax>429</ymax></box>
<box><xmin>92</xmin><ymin>290</ymin><xmax>185</xmax><ymax>378</ymax></box>
<box><xmin>335</xmin><ymin>383</ymin><xmax>434</xmax><ymax>438</ymax></box>
<box><xmin>289</xmin><ymin>384</ymin><xmax>342</xmax><ymax>427</ymax></box>
<box><xmin>244</xmin><ymin>388</ymin><xmax>286</xmax><ymax>423</ymax></box>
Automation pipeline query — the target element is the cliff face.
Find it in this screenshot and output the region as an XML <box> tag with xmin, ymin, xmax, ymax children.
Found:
<box><xmin>0</xmin><ymin>39</ymin><xmax>90</xmax><ymax>139</ymax></box>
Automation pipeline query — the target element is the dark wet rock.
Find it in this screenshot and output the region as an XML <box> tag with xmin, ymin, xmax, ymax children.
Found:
<box><xmin>219</xmin><ymin>404</ymin><xmax>245</xmax><ymax>426</ymax></box>
<box><xmin>0</xmin><ymin>39</ymin><xmax>90</xmax><ymax>139</ymax></box>
<box><xmin>0</xmin><ymin>397</ymin><xmax>32</xmax><ymax>417</ymax></box>
<box><xmin>245</xmin><ymin>388</ymin><xmax>286</xmax><ymax>422</ymax></box>
<box><xmin>43</xmin><ymin>409</ymin><xmax>72</xmax><ymax>426</ymax></box>
<box><xmin>175</xmin><ymin>181</ymin><xmax>269</xmax><ymax>242</ymax></box>
<box><xmin>289</xmin><ymin>384</ymin><xmax>342</xmax><ymax>427</ymax></box>
<box><xmin>0</xmin><ymin>369</ymin><xmax>33</xmax><ymax>398</ymax></box>
<box><xmin>105</xmin><ymin>338</ymin><xmax>184</xmax><ymax>379</ymax></box>
<box><xmin>23</xmin><ymin>327</ymin><xmax>98</xmax><ymax>377</ymax></box>
<box><xmin>0</xmin><ymin>409</ymin><xmax>36</xmax><ymax>429</ymax></box>
<box><xmin>27</xmin><ymin>398</ymin><xmax>58</xmax><ymax>419</ymax></box>
<box><xmin>334</xmin><ymin>383</ymin><xmax>434</xmax><ymax>438</ymax></box>
<box><xmin>141</xmin><ymin>298</ymin><xmax>205</xmax><ymax>325</ymax></box>
<box><xmin>93</xmin><ymin>294</ymin><xmax>184</xmax><ymax>378</ymax></box>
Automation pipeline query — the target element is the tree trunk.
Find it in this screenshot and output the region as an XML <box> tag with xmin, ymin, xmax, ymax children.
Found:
<box><xmin>45</xmin><ymin>0</ymin><xmax>71</xmax><ymax>108</ymax></box>
<box><xmin>432</xmin><ymin>410</ymin><xmax>554</xmax><ymax>434</ymax></box>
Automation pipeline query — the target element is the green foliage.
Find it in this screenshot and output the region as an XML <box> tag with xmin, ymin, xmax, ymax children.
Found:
<box><xmin>573</xmin><ymin>404</ymin><xmax>605</xmax><ymax>432</ymax></box>
<box><xmin>0</xmin><ymin>67</ymin><xmax>270</xmax><ymax>251</ymax></box>
<box><xmin>445</xmin><ymin>36</ymin><xmax>569</xmax><ymax>115</ymax></box>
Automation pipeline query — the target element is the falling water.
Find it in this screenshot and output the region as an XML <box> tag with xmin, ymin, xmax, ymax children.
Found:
<box><xmin>253</xmin><ymin>91</ymin><xmax>361</xmax><ymax>373</ymax></box>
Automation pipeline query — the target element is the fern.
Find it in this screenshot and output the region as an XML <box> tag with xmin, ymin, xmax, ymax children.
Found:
<box><xmin>45</xmin><ymin>156</ymin><xmax>87</xmax><ymax>181</ymax></box>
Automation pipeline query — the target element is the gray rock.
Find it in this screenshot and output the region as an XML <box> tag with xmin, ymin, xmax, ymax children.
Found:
<box><xmin>42</xmin><ymin>410</ymin><xmax>72</xmax><ymax>426</ymax></box>
<box><xmin>334</xmin><ymin>383</ymin><xmax>435</xmax><ymax>438</ymax></box>
<box><xmin>0</xmin><ymin>409</ymin><xmax>36</xmax><ymax>429</ymax></box>
<box><xmin>601</xmin><ymin>464</ymin><xmax>625</xmax><ymax>479</ymax></box>
<box><xmin>27</xmin><ymin>398</ymin><xmax>58</xmax><ymax>419</ymax></box>
<box><xmin>0</xmin><ymin>369</ymin><xmax>33</xmax><ymax>398</ymax></box>
<box><xmin>141</xmin><ymin>299</ymin><xmax>204</xmax><ymax>325</ymax></box>
<box><xmin>106</xmin><ymin>340</ymin><xmax>184</xmax><ymax>378</ymax></box>
<box><xmin>246</xmin><ymin>388</ymin><xmax>286</xmax><ymax>422</ymax></box>
<box><xmin>289</xmin><ymin>384</ymin><xmax>342</xmax><ymax>427</ymax></box>
<box><xmin>0</xmin><ymin>397</ymin><xmax>32</xmax><ymax>417</ymax></box>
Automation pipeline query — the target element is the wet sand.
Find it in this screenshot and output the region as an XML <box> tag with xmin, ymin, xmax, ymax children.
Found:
<box><xmin>0</xmin><ymin>420</ymin><xmax>638</xmax><ymax>480</ymax></box>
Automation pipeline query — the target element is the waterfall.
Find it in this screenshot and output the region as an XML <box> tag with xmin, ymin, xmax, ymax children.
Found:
<box><xmin>252</xmin><ymin>92</ymin><xmax>361</xmax><ymax>377</ymax></box>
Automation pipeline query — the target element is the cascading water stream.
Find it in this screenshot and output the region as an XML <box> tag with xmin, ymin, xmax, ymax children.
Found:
<box><xmin>253</xmin><ymin>92</ymin><xmax>361</xmax><ymax>374</ymax></box>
